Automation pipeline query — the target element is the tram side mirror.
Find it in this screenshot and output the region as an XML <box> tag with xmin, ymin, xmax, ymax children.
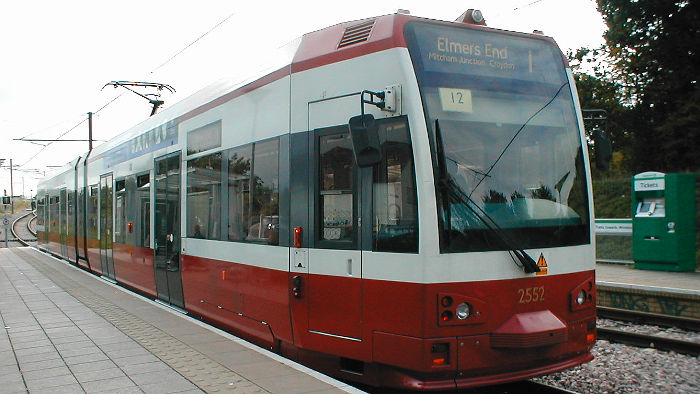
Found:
<box><xmin>348</xmin><ymin>114</ymin><xmax>382</xmax><ymax>167</ymax></box>
<box><xmin>592</xmin><ymin>129</ymin><xmax>612</xmax><ymax>170</ymax></box>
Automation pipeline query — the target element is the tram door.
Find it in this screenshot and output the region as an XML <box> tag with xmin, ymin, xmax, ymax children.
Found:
<box><xmin>99</xmin><ymin>174</ymin><xmax>115</xmax><ymax>279</ymax></box>
<box><xmin>306</xmin><ymin>97</ymin><xmax>364</xmax><ymax>341</ymax></box>
<box><xmin>153</xmin><ymin>153</ymin><xmax>185</xmax><ymax>308</ymax></box>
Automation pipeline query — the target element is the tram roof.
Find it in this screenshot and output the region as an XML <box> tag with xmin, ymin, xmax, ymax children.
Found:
<box><xmin>62</xmin><ymin>12</ymin><xmax>561</xmax><ymax>170</ymax></box>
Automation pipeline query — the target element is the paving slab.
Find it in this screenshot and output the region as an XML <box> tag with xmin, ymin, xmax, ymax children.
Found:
<box><xmin>1</xmin><ymin>247</ymin><xmax>362</xmax><ymax>393</ymax></box>
<box><xmin>596</xmin><ymin>262</ymin><xmax>700</xmax><ymax>294</ymax></box>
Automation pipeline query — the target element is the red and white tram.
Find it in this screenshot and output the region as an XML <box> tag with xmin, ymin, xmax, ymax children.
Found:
<box><xmin>36</xmin><ymin>10</ymin><xmax>596</xmax><ymax>390</ymax></box>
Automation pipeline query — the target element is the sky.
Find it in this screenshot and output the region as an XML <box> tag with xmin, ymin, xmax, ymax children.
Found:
<box><xmin>0</xmin><ymin>0</ymin><xmax>607</xmax><ymax>197</ymax></box>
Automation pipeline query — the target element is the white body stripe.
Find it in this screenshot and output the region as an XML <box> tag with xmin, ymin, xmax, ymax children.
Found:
<box><xmin>40</xmin><ymin>42</ymin><xmax>595</xmax><ymax>285</ymax></box>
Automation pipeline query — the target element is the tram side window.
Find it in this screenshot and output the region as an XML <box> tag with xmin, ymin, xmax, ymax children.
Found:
<box><xmin>319</xmin><ymin>133</ymin><xmax>354</xmax><ymax>244</ymax></box>
<box><xmin>136</xmin><ymin>174</ymin><xmax>150</xmax><ymax>248</ymax></box>
<box><xmin>37</xmin><ymin>196</ymin><xmax>45</xmax><ymax>244</ymax></box>
<box><xmin>228</xmin><ymin>145</ymin><xmax>252</xmax><ymax>242</ymax></box>
<box><xmin>60</xmin><ymin>190</ymin><xmax>67</xmax><ymax>238</ymax></box>
<box><xmin>248</xmin><ymin>139</ymin><xmax>279</xmax><ymax>244</ymax></box>
<box><xmin>115</xmin><ymin>179</ymin><xmax>126</xmax><ymax>244</ymax></box>
<box><xmin>187</xmin><ymin>121</ymin><xmax>222</xmax><ymax>155</ymax></box>
<box><xmin>52</xmin><ymin>195</ymin><xmax>60</xmax><ymax>240</ymax></box>
<box><xmin>87</xmin><ymin>185</ymin><xmax>99</xmax><ymax>240</ymax></box>
<box><xmin>373</xmin><ymin>118</ymin><xmax>418</xmax><ymax>253</ymax></box>
<box><xmin>77</xmin><ymin>187</ymin><xmax>85</xmax><ymax>245</ymax></box>
<box><xmin>226</xmin><ymin>138</ymin><xmax>280</xmax><ymax>245</ymax></box>
<box><xmin>36</xmin><ymin>196</ymin><xmax>44</xmax><ymax>229</ymax></box>
<box><xmin>48</xmin><ymin>195</ymin><xmax>55</xmax><ymax>239</ymax></box>
<box><xmin>67</xmin><ymin>192</ymin><xmax>74</xmax><ymax>239</ymax></box>
<box><xmin>122</xmin><ymin>174</ymin><xmax>150</xmax><ymax>248</ymax></box>
<box><xmin>187</xmin><ymin>152</ymin><xmax>222</xmax><ymax>240</ymax></box>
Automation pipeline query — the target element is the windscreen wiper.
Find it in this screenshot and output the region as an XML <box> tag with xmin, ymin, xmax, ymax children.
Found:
<box><xmin>435</xmin><ymin>119</ymin><xmax>539</xmax><ymax>274</ymax></box>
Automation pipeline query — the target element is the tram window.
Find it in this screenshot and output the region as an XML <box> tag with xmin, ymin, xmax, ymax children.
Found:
<box><xmin>136</xmin><ymin>174</ymin><xmax>150</xmax><ymax>248</ymax></box>
<box><xmin>87</xmin><ymin>185</ymin><xmax>99</xmax><ymax>240</ymax></box>
<box><xmin>115</xmin><ymin>179</ymin><xmax>126</xmax><ymax>244</ymax></box>
<box><xmin>48</xmin><ymin>195</ymin><xmax>55</xmax><ymax>237</ymax></box>
<box><xmin>77</xmin><ymin>187</ymin><xmax>85</xmax><ymax>247</ymax></box>
<box><xmin>67</xmin><ymin>192</ymin><xmax>74</xmax><ymax>234</ymax></box>
<box><xmin>187</xmin><ymin>121</ymin><xmax>222</xmax><ymax>155</ymax></box>
<box><xmin>248</xmin><ymin>139</ymin><xmax>279</xmax><ymax>245</ymax></box>
<box><xmin>122</xmin><ymin>174</ymin><xmax>150</xmax><ymax>248</ymax></box>
<box><xmin>372</xmin><ymin>118</ymin><xmax>418</xmax><ymax>252</ymax></box>
<box><xmin>187</xmin><ymin>152</ymin><xmax>223</xmax><ymax>240</ymax></box>
<box><xmin>36</xmin><ymin>197</ymin><xmax>44</xmax><ymax>226</ymax></box>
<box><xmin>319</xmin><ymin>133</ymin><xmax>354</xmax><ymax>244</ymax></box>
<box><xmin>124</xmin><ymin>176</ymin><xmax>136</xmax><ymax>246</ymax></box>
<box><xmin>225</xmin><ymin>138</ymin><xmax>280</xmax><ymax>245</ymax></box>
<box><xmin>60</xmin><ymin>190</ymin><xmax>67</xmax><ymax>238</ymax></box>
<box><xmin>228</xmin><ymin>145</ymin><xmax>252</xmax><ymax>242</ymax></box>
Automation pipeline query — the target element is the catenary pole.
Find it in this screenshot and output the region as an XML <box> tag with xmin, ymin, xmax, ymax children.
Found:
<box><xmin>10</xmin><ymin>159</ymin><xmax>14</xmax><ymax>214</ymax></box>
<box><xmin>88</xmin><ymin>112</ymin><xmax>93</xmax><ymax>151</ymax></box>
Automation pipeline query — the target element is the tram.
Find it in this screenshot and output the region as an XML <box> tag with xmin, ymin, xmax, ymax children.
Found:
<box><xmin>36</xmin><ymin>9</ymin><xmax>596</xmax><ymax>390</ymax></box>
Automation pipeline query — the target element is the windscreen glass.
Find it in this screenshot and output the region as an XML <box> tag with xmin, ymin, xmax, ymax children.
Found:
<box><xmin>405</xmin><ymin>22</ymin><xmax>590</xmax><ymax>252</ymax></box>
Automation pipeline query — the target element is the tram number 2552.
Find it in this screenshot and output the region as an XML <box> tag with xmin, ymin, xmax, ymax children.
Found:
<box><xmin>517</xmin><ymin>286</ymin><xmax>545</xmax><ymax>303</ymax></box>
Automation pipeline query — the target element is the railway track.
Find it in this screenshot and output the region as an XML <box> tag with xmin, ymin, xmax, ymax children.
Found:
<box><xmin>598</xmin><ymin>306</ymin><xmax>700</xmax><ymax>332</ymax></box>
<box><xmin>597</xmin><ymin>306</ymin><xmax>700</xmax><ymax>357</ymax></box>
<box><xmin>27</xmin><ymin>213</ymin><xmax>37</xmax><ymax>237</ymax></box>
<box><xmin>359</xmin><ymin>378</ymin><xmax>579</xmax><ymax>393</ymax></box>
<box><xmin>10</xmin><ymin>210</ymin><xmax>36</xmax><ymax>247</ymax></box>
<box><xmin>500</xmin><ymin>380</ymin><xmax>580</xmax><ymax>393</ymax></box>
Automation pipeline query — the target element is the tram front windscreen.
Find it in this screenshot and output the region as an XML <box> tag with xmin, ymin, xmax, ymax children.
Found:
<box><xmin>405</xmin><ymin>22</ymin><xmax>591</xmax><ymax>253</ymax></box>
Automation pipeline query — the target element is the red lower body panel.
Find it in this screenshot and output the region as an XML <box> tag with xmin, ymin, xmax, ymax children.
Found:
<box><xmin>37</xmin><ymin>240</ymin><xmax>595</xmax><ymax>390</ymax></box>
<box><xmin>112</xmin><ymin>243</ymin><xmax>156</xmax><ymax>297</ymax></box>
<box><xmin>180</xmin><ymin>254</ymin><xmax>293</xmax><ymax>347</ymax></box>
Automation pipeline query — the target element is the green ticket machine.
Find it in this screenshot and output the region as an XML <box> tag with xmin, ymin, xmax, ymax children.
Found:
<box><xmin>632</xmin><ymin>172</ymin><xmax>696</xmax><ymax>271</ymax></box>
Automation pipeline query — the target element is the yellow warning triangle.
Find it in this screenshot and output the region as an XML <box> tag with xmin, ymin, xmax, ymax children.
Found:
<box><xmin>536</xmin><ymin>253</ymin><xmax>548</xmax><ymax>275</ymax></box>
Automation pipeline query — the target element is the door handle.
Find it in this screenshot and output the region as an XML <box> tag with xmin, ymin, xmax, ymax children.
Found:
<box><xmin>347</xmin><ymin>259</ymin><xmax>353</xmax><ymax>276</ymax></box>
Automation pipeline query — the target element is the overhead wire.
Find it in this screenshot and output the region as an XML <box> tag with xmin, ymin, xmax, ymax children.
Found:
<box><xmin>20</xmin><ymin>117</ymin><xmax>88</xmax><ymax>167</ymax></box>
<box><xmin>513</xmin><ymin>0</ymin><xmax>545</xmax><ymax>11</ymax></box>
<box><xmin>19</xmin><ymin>9</ymin><xmax>237</xmax><ymax>169</ymax></box>
<box><xmin>150</xmin><ymin>11</ymin><xmax>236</xmax><ymax>74</ymax></box>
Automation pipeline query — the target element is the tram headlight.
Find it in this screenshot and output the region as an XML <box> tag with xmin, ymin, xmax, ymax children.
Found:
<box><xmin>455</xmin><ymin>302</ymin><xmax>471</xmax><ymax>320</ymax></box>
<box><xmin>576</xmin><ymin>290</ymin><xmax>587</xmax><ymax>305</ymax></box>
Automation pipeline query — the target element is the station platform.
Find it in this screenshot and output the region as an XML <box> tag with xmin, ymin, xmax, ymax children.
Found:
<box><xmin>595</xmin><ymin>262</ymin><xmax>700</xmax><ymax>319</ymax></box>
<box><xmin>0</xmin><ymin>247</ymin><xmax>363</xmax><ymax>394</ymax></box>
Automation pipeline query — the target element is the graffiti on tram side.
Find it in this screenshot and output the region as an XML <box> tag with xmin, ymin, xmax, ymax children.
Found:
<box><xmin>599</xmin><ymin>290</ymin><xmax>693</xmax><ymax>317</ymax></box>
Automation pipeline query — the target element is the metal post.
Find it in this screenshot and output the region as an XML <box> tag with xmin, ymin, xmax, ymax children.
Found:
<box><xmin>10</xmin><ymin>158</ymin><xmax>14</xmax><ymax>214</ymax></box>
<box><xmin>2</xmin><ymin>206</ymin><xmax>8</xmax><ymax>248</ymax></box>
<box><xmin>88</xmin><ymin>112</ymin><xmax>93</xmax><ymax>151</ymax></box>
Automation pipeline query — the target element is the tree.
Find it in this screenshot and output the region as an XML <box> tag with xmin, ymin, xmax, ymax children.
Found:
<box><xmin>596</xmin><ymin>0</ymin><xmax>700</xmax><ymax>172</ymax></box>
<box><xmin>568</xmin><ymin>47</ymin><xmax>634</xmax><ymax>176</ymax></box>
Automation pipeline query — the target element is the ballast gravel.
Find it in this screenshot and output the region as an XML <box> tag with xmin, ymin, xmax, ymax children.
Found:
<box><xmin>531</xmin><ymin>319</ymin><xmax>700</xmax><ymax>393</ymax></box>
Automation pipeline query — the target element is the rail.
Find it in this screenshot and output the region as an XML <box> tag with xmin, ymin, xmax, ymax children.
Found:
<box><xmin>598</xmin><ymin>306</ymin><xmax>700</xmax><ymax>332</ymax></box>
<box><xmin>506</xmin><ymin>380</ymin><xmax>581</xmax><ymax>393</ymax></box>
<box><xmin>597</xmin><ymin>307</ymin><xmax>700</xmax><ymax>356</ymax></box>
<box><xmin>27</xmin><ymin>212</ymin><xmax>37</xmax><ymax>237</ymax></box>
<box><xmin>11</xmin><ymin>211</ymin><xmax>36</xmax><ymax>247</ymax></box>
<box><xmin>597</xmin><ymin>327</ymin><xmax>700</xmax><ymax>357</ymax></box>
